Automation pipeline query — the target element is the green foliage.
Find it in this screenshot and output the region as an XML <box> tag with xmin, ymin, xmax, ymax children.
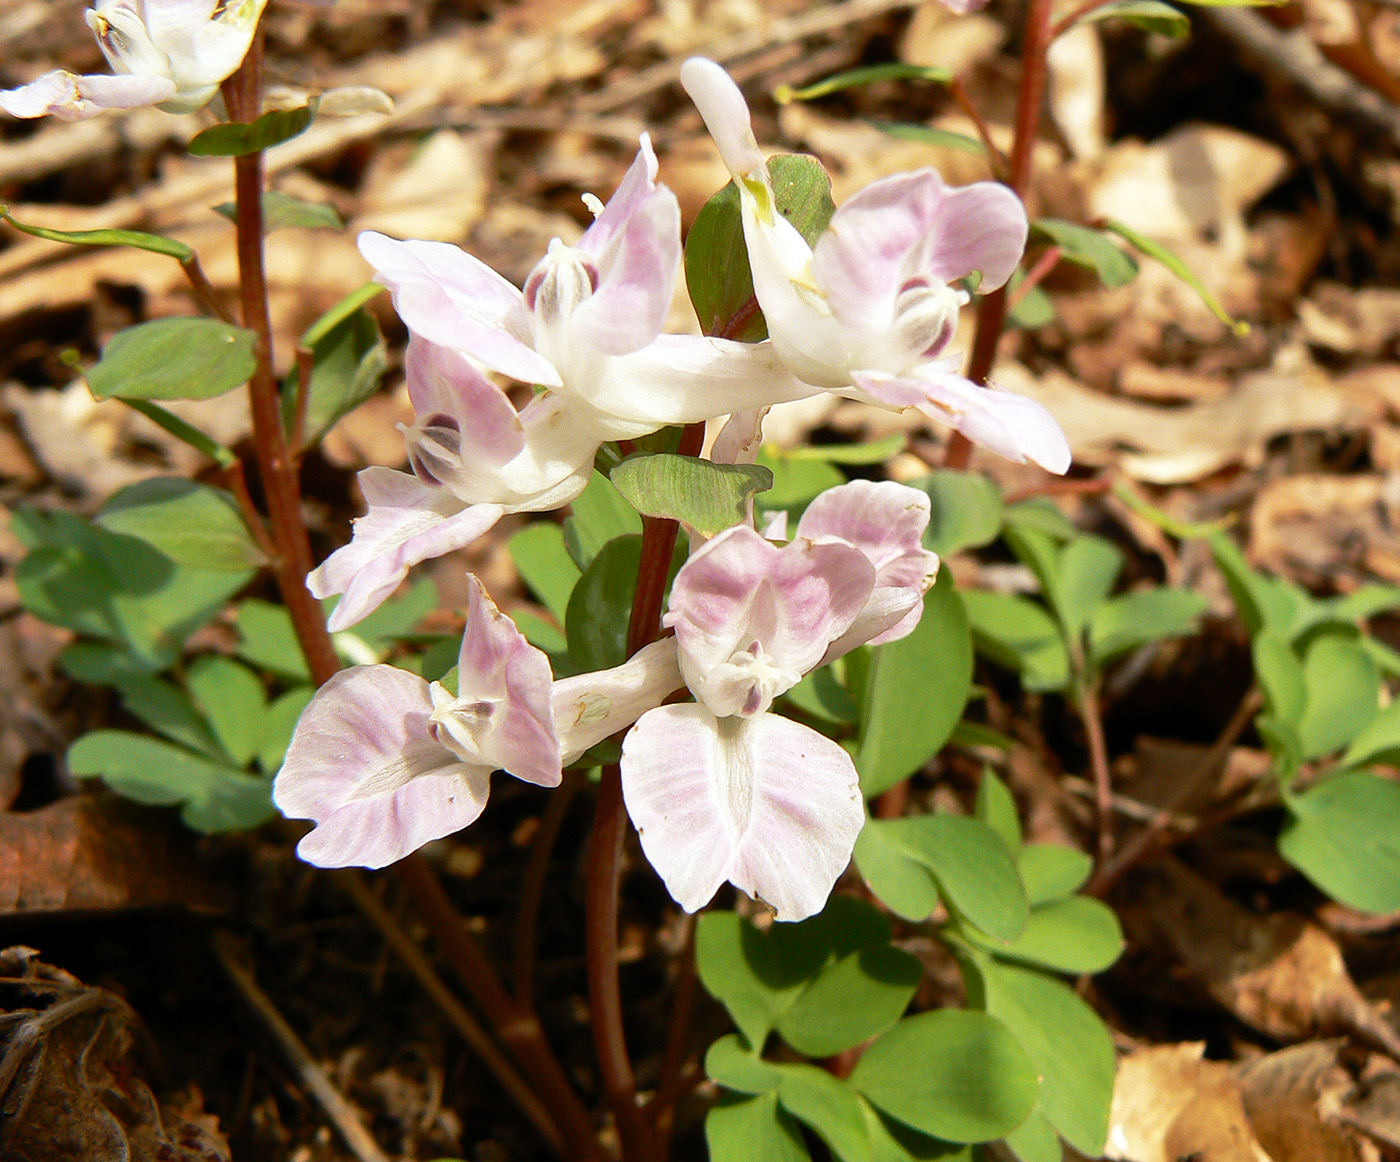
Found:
<box><xmin>509</xmin><ymin>521</ymin><xmax>581</xmax><ymax>623</ymax></box>
<box><xmin>610</xmin><ymin>453</ymin><xmax>773</xmax><ymax>535</ymax></box>
<box><xmin>772</xmin><ymin>64</ymin><xmax>954</xmax><ymax>104</ymax></box>
<box><xmin>1075</xmin><ymin>0</ymin><xmax>1191</xmax><ymax>35</ymax></box>
<box><xmin>188</xmin><ymin>103</ymin><xmax>317</xmax><ymax>157</ymax></box>
<box><xmin>88</xmin><ymin>317</ymin><xmax>259</xmax><ymax>402</ymax></box>
<box><xmin>1278</xmin><ymin>772</ymin><xmax>1400</xmax><ymax>914</ymax></box>
<box><xmin>905</xmin><ymin>471</ymin><xmax>1004</xmax><ymax>558</ymax></box>
<box><xmin>1102</xmin><ymin>219</ymin><xmax>1250</xmax><ymax>334</ymax></box>
<box><xmin>563</xmin><ymin>470</ymin><xmax>642</xmax><ymax>568</ymax></box>
<box><xmin>1031</xmin><ymin>219</ymin><xmax>1139</xmax><ymax>288</ymax></box>
<box><xmin>566</xmin><ymin>535</ymin><xmax>644</xmax><ymax>673</ymax></box>
<box><xmin>856</xmin><ymin>572</ymin><xmax>972</xmax><ymax>796</ymax></box>
<box><xmin>686</xmin><ymin>155</ymin><xmax>837</xmax><ymax>340</ymax></box>
<box><xmin>875</xmin><ymin>123</ymin><xmax>987</xmax><ymax>157</ymax></box>
<box><xmin>754</xmin><ymin>446</ymin><xmax>845</xmax><ymax>517</ymax></box>
<box><xmin>214</xmin><ymin>189</ymin><xmax>344</xmax><ymax>232</ymax></box>
<box><xmin>283</xmin><ymin>300</ymin><xmax>386</xmax><ymax>445</ymax></box>
<box><xmin>1</xmin><ymin>205</ymin><xmax>192</xmax><ymax>260</ymax></box>
<box><xmin>96</xmin><ymin>478</ymin><xmax>266</xmax><ymax>571</ymax></box>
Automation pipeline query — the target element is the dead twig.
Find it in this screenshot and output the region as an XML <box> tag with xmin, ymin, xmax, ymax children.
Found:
<box><xmin>211</xmin><ymin>930</ymin><xmax>393</xmax><ymax>1162</ymax></box>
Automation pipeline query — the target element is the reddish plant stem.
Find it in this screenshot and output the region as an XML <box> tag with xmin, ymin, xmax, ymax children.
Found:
<box><xmin>221</xmin><ymin>458</ymin><xmax>278</xmax><ymax>563</ymax></box>
<box><xmin>225</xmin><ymin>40</ymin><xmax>597</xmax><ymax>1160</ymax></box>
<box><xmin>1075</xmin><ymin>677</ymin><xmax>1114</xmax><ymax>864</ymax></box>
<box><xmin>1007</xmin><ymin>243</ymin><xmax>1062</xmax><ymax>311</ymax></box>
<box><xmin>587</xmin><ymin>419</ymin><xmax>706</xmax><ymax>1162</ymax></box>
<box><xmin>180</xmin><ymin>253</ymin><xmax>233</xmax><ymax>323</ymax></box>
<box><xmin>948</xmin><ymin>77</ymin><xmax>1008</xmax><ymax>179</ymax></box>
<box><xmin>948</xmin><ymin>0</ymin><xmax>1057</xmax><ymax>472</ymax></box>
<box><xmin>398</xmin><ymin>855</ymin><xmax>604</xmax><ymax>1161</ymax></box>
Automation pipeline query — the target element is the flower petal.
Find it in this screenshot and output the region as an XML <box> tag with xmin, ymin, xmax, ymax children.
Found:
<box><xmin>621</xmin><ymin>705</ymin><xmax>865</xmax><ymax>921</ymax></box>
<box><xmin>553</xmin><ymin>637</ymin><xmax>684</xmax><ymax>762</ymax></box>
<box><xmin>0</xmin><ymin>70</ymin><xmax>176</xmax><ymax>119</ymax></box>
<box><xmin>308</xmin><ymin>467</ymin><xmax>506</xmax><ymax>631</ymax></box>
<box><xmin>403</xmin><ymin>336</ymin><xmax>525</xmax><ymax>472</ymax></box>
<box><xmin>432</xmin><ymin>574</ymin><xmax>561</xmax><ymax>788</ymax></box>
<box><xmin>813</xmin><ymin>172</ymin><xmax>1027</xmax><ymax>336</ymax></box>
<box><xmin>678</xmin><ymin>59</ymin><xmax>767</xmax><ymax>178</ymax></box>
<box><xmin>852</xmin><ymin>367</ymin><xmax>1072</xmax><ymax>475</ymax></box>
<box><xmin>664</xmin><ymin>525</ymin><xmax>874</xmax><ymax>717</ymax></box>
<box><xmin>358</xmin><ymin>231</ymin><xmax>561</xmax><ymax>387</ymax></box>
<box><xmin>273</xmin><ymin>664</ymin><xmax>490</xmax><ymax>868</ymax></box>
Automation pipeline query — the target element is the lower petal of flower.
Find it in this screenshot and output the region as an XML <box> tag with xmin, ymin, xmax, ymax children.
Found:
<box><xmin>620</xmin><ymin>704</ymin><xmax>865</xmax><ymax>921</ymax></box>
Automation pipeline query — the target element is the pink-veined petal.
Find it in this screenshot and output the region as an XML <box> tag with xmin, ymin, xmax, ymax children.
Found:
<box><xmin>581</xmin><ymin>335</ymin><xmax>819</xmax><ymax>437</ymax></box>
<box><xmin>553</xmin><ymin>637</ymin><xmax>684</xmax><ymax>763</ymax></box>
<box><xmin>358</xmin><ymin>231</ymin><xmax>561</xmax><ymax>387</ymax></box>
<box><xmin>577</xmin><ymin>135</ymin><xmax>661</xmax><ymax>258</ymax></box>
<box><xmin>852</xmin><ymin>367</ymin><xmax>1071</xmax><ymax>475</ymax></box>
<box><xmin>570</xmin><ymin>182</ymin><xmax>681</xmax><ymax>357</ymax></box>
<box><xmin>403</xmin><ymin>336</ymin><xmax>524</xmax><ymax>472</ymax></box>
<box><xmin>710</xmin><ymin>407</ymin><xmax>768</xmax><ymax>466</ymax></box>
<box><xmin>273</xmin><ymin>664</ymin><xmax>491</xmax><ymax>869</ymax></box>
<box><xmin>432</xmin><ymin>575</ymin><xmax>560</xmax><ymax>788</ymax></box>
<box><xmin>0</xmin><ymin>70</ymin><xmax>176</xmax><ymax>119</ymax></box>
<box><xmin>812</xmin><ymin>171</ymin><xmax>1027</xmax><ymax>335</ymax></box>
<box><xmin>664</xmin><ymin>526</ymin><xmax>874</xmax><ymax>717</ymax></box>
<box><xmin>308</xmin><ymin>467</ymin><xmax>506</xmax><ymax>631</ymax></box>
<box><xmin>621</xmin><ymin>705</ymin><xmax>864</xmax><ymax>921</ymax></box>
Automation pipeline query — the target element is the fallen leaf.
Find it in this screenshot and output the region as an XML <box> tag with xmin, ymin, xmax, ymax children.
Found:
<box><xmin>1239</xmin><ymin>1041</ymin><xmax>1370</xmax><ymax>1162</ymax></box>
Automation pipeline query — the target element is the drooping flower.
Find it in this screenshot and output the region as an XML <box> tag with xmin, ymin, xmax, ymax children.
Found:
<box><xmin>679</xmin><ymin>58</ymin><xmax>1071</xmax><ymax>474</ymax></box>
<box><xmin>0</xmin><ymin>0</ymin><xmax>269</xmax><ymax>121</ymax></box>
<box><xmin>275</xmin><ymin>574</ymin><xmax>683</xmax><ymax>868</ymax></box>
<box><xmin>619</xmin><ymin>480</ymin><xmax>939</xmax><ymax>921</ymax></box>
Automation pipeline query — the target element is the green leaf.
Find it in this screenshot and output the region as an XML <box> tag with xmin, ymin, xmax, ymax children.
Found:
<box><xmin>773</xmin><ymin>64</ymin><xmax>953</xmax><ymax>103</ymax></box>
<box><xmin>510</xmin><ymin>609</ymin><xmax>568</xmax><ymax>660</ymax></box>
<box><xmin>119</xmin><ymin>399</ymin><xmax>238</xmax><ymax>469</ymax></box>
<box><xmin>563</xmin><ymin>471</ymin><xmax>642</xmax><ymax>569</ymax></box>
<box><xmin>854</xmin><ymin>818</ymin><xmax>944</xmax><ymax>923</ymax></box>
<box><xmin>1003</xmin><ymin>1110</ymin><xmax>1062</xmax><ymax>1162</ymax></box>
<box><xmin>907</xmin><ymin>472</ymin><xmax>1004</xmax><ymax>558</ymax></box>
<box><xmin>1175</xmin><ymin>0</ymin><xmax>1283</xmax><ymax>7</ymax></box>
<box><xmin>783</xmin><ymin>664</ymin><xmax>859</xmax><ymax>725</ymax></box>
<box><xmin>1279</xmin><ymin>771</ymin><xmax>1400</xmax><ymax>913</ymax></box>
<box><xmin>1342</xmin><ymin>699</ymin><xmax>1400</xmax><ymax>768</ymax></box>
<box><xmin>188</xmin><ymin>103</ymin><xmax>316</xmax><ymax>157</ymax></box>
<box><xmin>1088</xmin><ymin>587</ymin><xmax>1207</xmax><ymax>665</ymax></box>
<box><xmin>60</xmin><ymin>642</ymin><xmax>156</xmax><ymax>687</ymax></box>
<box><xmin>302</xmin><ymin>283</ymin><xmax>386</xmax><ymax>347</ymax></box>
<box><xmin>777</xmin><ymin>1065</ymin><xmax>873</xmax><ymax>1162</ymax></box>
<box><xmin>509</xmin><ymin>522</ymin><xmax>581</xmax><ymax>622</ymax></box>
<box><xmin>97</xmin><ymin>478</ymin><xmax>265</xmax><ymax>572</ymax></box>
<box><xmin>112</xmin><ymin>675</ymin><xmax>224</xmax><ymax>759</ymax></box>
<box><xmin>1003</xmin><ymin>498</ymin><xmax>1077</xmax><ymax>542</ymax></box>
<box><xmin>1103</xmin><ymin>219</ymin><xmax>1250</xmax><ymax>334</ymax></box>
<box><xmin>68</xmin><ymin>730</ymin><xmax>275</xmax><ymax>833</ymax></box>
<box><xmin>783</xmin><ymin>435</ymin><xmax>907</xmax><ymax>464</ymax></box>
<box><xmin>235</xmin><ymin>599</ymin><xmax>311</xmax><ymax>682</ymax></box>
<box><xmin>343</xmin><ymin>577</ymin><xmax>438</xmax><ymax>653</ymax></box>
<box><xmin>15</xmin><ymin>509</ymin><xmax>252</xmax><ymax>672</ymax></box>
<box><xmin>1</xmin><ymin>205</ymin><xmax>192</xmax><ymax>260</ymax></box>
<box><xmin>610</xmin><ymin>453</ymin><xmax>772</xmax><ymax>535</ymax></box>
<box><xmin>961</xmin><ymin>591</ymin><xmax>1071</xmax><ymax>692</ymax></box>
<box><xmin>258</xmin><ymin>686</ymin><xmax>314</xmax><ymax>775</ymax></box>
<box><xmin>858</xmin><ymin>815</ymin><xmax>1027</xmax><ymax>940</ymax></box>
<box><xmin>187</xmin><ymin>655</ymin><xmax>267</xmax><ymax>768</ymax></box>
<box><xmin>706</xmin><ymin>1034</ymin><xmax>785</xmax><ymax>1094</ymax></box>
<box><xmin>850</xmin><ymin>1010</ymin><xmax>1039</xmax><ymax>1143</ymax></box>
<box><xmin>874</xmin><ymin>123</ymin><xmax>987</xmax><ymax>157</ymax></box>
<box><xmin>88</xmin><ymin>317</ymin><xmax>258</xmax><ymax>402</ymax></box>
<box><xmin>1326</xmin><ymin>585</ymin><xmax>1400</xmax><ymax>623</ymax></box>
<box><xmin>1208</xmin><ymin>532</ymin><xmax>1311</xmax><ymax>639</ymax></box>
<box><xmin>1296</xmin><ymin>629</ymin><xmax>1380</xmax><ymax>760</ymax></box>
<box><xmin>284</xmin><ymin>305</ymin><xmax>385</xmax><ymax>445</ymax></box>
<box><xmin>214</xmin><ymin>189</ymin><xmax>343</xmax><ymax>232</ymax></box>
<box><xmin>963</xmin><ymin>955</ymin><xmax>1115</xmax><ymax>1157</ymax></box>
<box><xmin>707</xmin><ymin>1091</ymin><xmax>810</xmax><ymax>1162</ymax></box>
<box><xmin>1076</xmin><ymin>0</ymin><xmax>1190</xmax><ymax>33</ymax></box>
<box><xmin>1049</xmin><ymin>535</ymin><xmax>1124</xmax><ymax>644</ymax></box>
<box><xmin>976</xmin><ymin>770</ymin><xmax>1023</xmax><ymax>853</ymax></box>
<box><xmin>686</xmin><ymin>155</ymin><xmax>837</xmax><ymax>340</ymax></box>
<box><xmin>566</xmin><ymin>535</ymin><xmax>642</xmax><ymax>673</ymax></box>
<box><xmin>776</xmin><ymin>945</ymin><xmax>922</xmax><ymax>1057</ymax></box>
<box><xmin>862</xmin><ymin>1099</ymin><xmax>977</xmax><ymax>1161</ymax></box>
<box><xmin>1031</xmin><ymin>220</ymin><xmax>1138</xmax><ymax>288</ymax></box>
<box><xmin>1007</xmin><ymin>281</ymin><xmax>1055</xmax><ymax>330</ymax></box>
<box><xmin>857</xmin><ymin>573</ymin><xmax>972</xmax><ymax>795</ymax></box>
<box><xmin>966</xmin><ymin>896</ymin><xmax>1124</xmax><ymax>974</ymax></box>
<box><xmin>1253</xmin><ymin>632</ymin><xmax>1305</xmax><ymax>724</ymax></box>
<box><xmin>1017</xmin><ymin>844</ymin><xmax>1091</xmax><ymax>906</ymax></box>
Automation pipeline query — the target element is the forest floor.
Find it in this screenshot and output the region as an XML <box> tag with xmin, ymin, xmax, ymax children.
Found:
<box><xmin>4</xmin><ymin>0</ymin><xmax>1400</xmax><ymax>1159</ymax></box>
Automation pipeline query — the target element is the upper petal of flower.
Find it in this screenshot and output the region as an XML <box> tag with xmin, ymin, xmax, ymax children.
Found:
<box><xmin>678</xmin><ymin>58</ymin><xmax>767</xmax><ymax>180</ymax></box>
<box><xmin>852</xmin><ymin>366</ymin><xmax>1072</xmax><ymax>475</ymax></box>
<box><xmin>429</xmin><ymin>575</ymin><xmax>561</xmax><ymax>788</ymax></box>
<box><xmin>797</xmin><ymin>480</ymin><xmax>941</xmax><ymax>652</ymax></box>
<box><xmin>621</xmin><ymin>704</ymin><xmax>865</xmax><ymax>921</ymax></box>
<box><xmin>664</xmin><ymin>525</ymin><xmax>874</xmax><ymax>717</ymax></box>
<box><xmin>308</xmin><ymin>467</ymin><xmax>507</xmax><ymax>631</ymax></box>
<box><xmin>553</xmin><ymin>637</ymin><xmax>685</xmax><ymax>763</ymax></box>
<box><xmin>273</xmin><ymin>664</ymin><xmax>491</xmax><ymax>868</ymax></box>
<box><xmin>812</xmin><ymin>170</ymin><xmax>1027</xmax><ymax>338</ymax></box>
<box><xmin>0</xmin><ymin>69</ymin><xmax>176</xmax><ymax>119</ymax></box>
<box><xmin>358</xmin><ymin>231</ymin><xmax>561</xmax><ymax>387</ymax></box>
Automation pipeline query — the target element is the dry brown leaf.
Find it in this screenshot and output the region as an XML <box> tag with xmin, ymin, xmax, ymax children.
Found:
<box><xmin>1046</xmin><ymin>23</ymin><xmax>1107</xmax><ymax>162</ymax></box>
<box><xmin>1340</xmin><ymin>1071</ymin><xmax>1400</xmax><ymax>1151</ymax></box>
<box><xmin>0</xmin><ymin>795</ymin><xmax>222</xmax><ymax>916</ymax></box>
<box><xmin>900</xmin><ymin>1</ymin><xmax>1006</xmax><ymax>75</ymax></box>
<box><xmin>1248</xmin><ymin>473</ymin><xmax>1400</xmax><ymax>589</ymax></box>
<box><xmin>1239</xmin><ymin>1042</ymin><xmax>1372</xmax><ymax>1162</ymax></box>
<box><xmin>1135</xmin><ymin>859</ymin><xmax>1400</xmax><ymax>1054</ymax></box>
<box><xmin>354</xmin><ymin>130</ymin><xmax>493</xmax><ymax>242</ymax></box>
<box><xmin>1300</xmin><ymin>284</ymin><xmax>1400</xmax><ymax>354</ymax></box>
<box><xmin>1106</xmin><ymin>1043</ymin><xmax>1272</xmax><ymax>1162</ymax></box>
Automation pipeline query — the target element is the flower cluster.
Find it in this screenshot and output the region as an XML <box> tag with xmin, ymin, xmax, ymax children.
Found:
<box><xmin>0</xmin><ymin>1</ymin><xmax>269</xmax><ymax>121</ymax></box>
<box><xmin>275</xmin><ymin>60</ymin><xmax>1071</xmax><ymax>920</ymax></box>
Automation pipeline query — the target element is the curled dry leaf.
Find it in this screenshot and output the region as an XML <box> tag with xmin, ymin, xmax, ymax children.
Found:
<box><xmin>0</xmin><ymin>946</ymin><xmax>230</xmax><ymax>1162</ymax></box>
<box><xmin>1239</xmin><ymin>1041</ymin><xmax>1372</xmax><ymax>1162</ymax></box>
